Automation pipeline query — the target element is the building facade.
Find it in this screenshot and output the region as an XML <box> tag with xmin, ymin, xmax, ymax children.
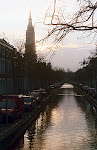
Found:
<box><xmin>0</xmin><ymin>11</ymin><xmax>38</xmax><ymax>95</ymax></box>
<box><xmin>0</xmin><ymin>39</ymin><xmax>19</xmax><ymax>95</ymax></box>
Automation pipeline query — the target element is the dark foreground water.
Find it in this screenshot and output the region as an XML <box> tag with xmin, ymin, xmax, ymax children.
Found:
<box><xmin>11</xmin><ymin>84</ymin><xmax>97</xmax><ymax>150</ymax></box>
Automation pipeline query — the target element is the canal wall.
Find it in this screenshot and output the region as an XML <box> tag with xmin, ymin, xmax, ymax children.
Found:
<box><xmin>0</xmin><ymin>84</ymin><xmax>62</xmax><ymax>150</ymax></box>
<box><xmin>74</xmin><ymin>86</ymin><xmax>97</xmax><ymax>109</ymax></box>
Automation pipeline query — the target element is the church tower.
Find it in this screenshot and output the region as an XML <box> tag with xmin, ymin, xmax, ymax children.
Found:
<box><xmin>25</xmin><ymin>10</ymin><xmax>37</xmax><ymax>62</ymax></box>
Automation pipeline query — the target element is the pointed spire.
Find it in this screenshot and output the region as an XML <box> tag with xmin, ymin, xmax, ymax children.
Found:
<box><xmin>26</xmin><ymin>8</ymin><xmax>35</xmax><ymax>46</ymax></box>
<box><xmin>28</xmin><ymin>9</ymin><xmax>32</xmax><ymax>27</ymax></box>
<box><xmin>29</xmin><ymin>9</ymin><xmax>32</xmax><ymax>21</ymax></box>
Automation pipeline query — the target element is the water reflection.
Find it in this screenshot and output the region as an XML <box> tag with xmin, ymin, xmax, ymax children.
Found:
<box><xmin>75</xmin><ymin>95</ymin><xmax>97</xmax><ymax>149</ymax></box>
<box><xmin>12</xmin><ymin>84</ymin><xmax>97</xmax><ymax>150</ymax></box>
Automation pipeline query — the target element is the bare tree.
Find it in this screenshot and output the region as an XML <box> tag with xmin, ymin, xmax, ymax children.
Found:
<box><xmin>13</xmin><ymin>39</ymin><xmax>25</xmax><ymax>54</ymax></box>
<box><xmin>44</xmin><ymin>0</ymin><xmax>97</xmax><ymax>43</ymax></box>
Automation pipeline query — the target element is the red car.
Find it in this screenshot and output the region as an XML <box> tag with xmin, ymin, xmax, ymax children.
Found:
<box><xmin>0</xmin><ymin>95</ymin><xmax>24</xmax><ymax>123</ymax></box>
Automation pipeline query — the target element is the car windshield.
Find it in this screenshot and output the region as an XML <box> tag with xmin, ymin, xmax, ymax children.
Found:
<box><xmin>40</xmin><ymin>89</ymin><xmax>45</xmax><ymax>92</ymax></box>
<box><xmin>24</xmin><ymin>97</ymin><xmax>31</xmax><ymax>102</ymax></box>
<box><xmin>31</xmin><ymin>90</ymin><xmax>39</xmax><ymax>96</ymax></box>
<box><xmin>0</xmin><ymin>101</ymin><xmax>17</xmax><ymax>109</ymax></box>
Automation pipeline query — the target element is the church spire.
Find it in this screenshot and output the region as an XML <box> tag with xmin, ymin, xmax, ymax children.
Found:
<box><xmin>29</xmin><ymin>9</ymin><xmax>32</xmax><ymax>21</ymax></box>
<box><xmin>25</xmin><ymin>8</ymin><xmax>36</xmax><ymax>58</ymax></box>
<box><xmin>28</xmin><ymin>9</ymin><xmax>32</xmax><ymax>28</ymax></box>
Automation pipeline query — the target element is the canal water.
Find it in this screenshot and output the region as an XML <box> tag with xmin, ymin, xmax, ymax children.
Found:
<box><xmin>11</xmin><ymin>84</ymin><xmax>97</xmax><ymax>150</ymax></box>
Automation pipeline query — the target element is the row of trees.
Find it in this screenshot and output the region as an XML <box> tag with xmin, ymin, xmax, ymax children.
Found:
<box><xmin>13</xmin><ymin>44</ymin><xmax>67</xmax><ymax>93</ymax></box>
<box><xmin>12</xmin><ymin>0</ymin><xmax>97</xmax><ymax>91</ymax></box>
<box><xmin>42</xmin><ymin>0</ymin><xmax>97</xmax><ymax>87</ymax></box>
<box><xmin>74</xmin><ymin>47</ymin><xmax>97</xmax><ymax>88</ymax></box>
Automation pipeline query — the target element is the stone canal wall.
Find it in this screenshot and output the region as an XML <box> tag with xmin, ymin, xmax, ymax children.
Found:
<box><xmin>75</xmin><ymin>86</ymin><xmax>97</xmax><ymax>109</ymax></box>
<box><xmin>0</xmin><ymin>84</ymin><xmax>62</xmax><ymax>150</ymax></box>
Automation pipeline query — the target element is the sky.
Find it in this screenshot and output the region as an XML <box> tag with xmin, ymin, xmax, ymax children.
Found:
<box><xmin>0</xmin><ymin>0</ymin><xmax>96</xmax><ymax>71</ymax></box>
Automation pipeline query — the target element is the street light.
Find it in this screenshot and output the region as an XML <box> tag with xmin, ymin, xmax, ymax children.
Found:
<box><xmin>5</xmin><ymin>50</ymin><xmax>8</xmax><ymax>124</ymax></box>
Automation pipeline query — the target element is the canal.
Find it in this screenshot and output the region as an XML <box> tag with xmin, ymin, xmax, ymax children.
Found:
<box><xmin>10</xmin><ymin>83</ymin><xmax>97</xmax><ymax>150</ymax></box>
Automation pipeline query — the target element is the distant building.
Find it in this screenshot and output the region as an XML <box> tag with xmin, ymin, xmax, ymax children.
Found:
<box><xmin>23</xmin><ymin>10</ymin><xmax>38</xmax><ymax>93</ymax></box>
<box><xmin>25</xmin><ymin>10</ymin><xmax>37</xmax><ymax>62</ymax></box>
<box><xmin>26</xmin><ymin>10</ymin><xmax>35</xmax><ymax>47</ymax></box>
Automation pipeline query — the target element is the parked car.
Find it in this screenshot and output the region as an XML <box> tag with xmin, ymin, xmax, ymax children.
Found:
<box><xmin>39</xmin><ymin>88</ymin><xmax>47</xmax><ymax>97</ymax></box>
<box><xmin>88</xmin><ymin>88</ymin><xmax>96</xmax><ymax>97</ymax></box>
<box><xmin>0</xmin><ymin>95</ymin><xmax>24</xmax><ymax>123</ymax></box>
<box><xmin>83</xmin><ymin>85</ymin><xmax>89</xmax><ymax>93</ymax></box>
<box><xmin>31</xmin><ymin>90</ymin><xmax>40</xmax><ymax>100</ymax></box>
<box><xmin>49</xmin><ymin>85</ymin><xmax>55</xmax><ymax>89</ymax></box>
<box><xmin>79</xmin><ymin>84</ymin><xmax>83</xmax><ymax>89</ymax></box>
<box><xmin>23</xmin><ymin>95</ymin><xmax>35</xmax><ymax>112</ymax></box>
<box><xmin>92</xmin><ymin>90</ymin><xmax>97</xmax><ymax>99</ymax></box>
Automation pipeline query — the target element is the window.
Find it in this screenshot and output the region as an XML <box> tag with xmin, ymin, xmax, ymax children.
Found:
<box><xmin>0</xmin><ymin>78</ymin><xmax>2</xmax><ymax>95</ymax></box>
<box><xmin>2</xmin><ymin>59</ymin><xmax>5</xmax><ymax>73</ymax></box>
<box><xmin>10</xmin><ymin>52</ymin><xmax>12</xmax><ymax>57</ymax></box>
<box><xmin>2</xmin><ymin>48</ymin><xmax>5</xmax><ymax>55</ymax></box>
<box><xmin>7</xmin><ymin>60</ymin><xmax>12</xmax><ymax>74</ymax></box>
<box><xmin>3</xmin><ymin>79</ymin><xmax>5</xmax><ymax>94</ymax></box>
<box><xmin>0</xmin><ymin>46</ymin><xmax>1</xmax><ymax>54</ymax></box>
<box><xmin>6</xmin><ymin>49</ymin><xmax>9</xmax><ymax>57</ymax></box>
<box><xmin>0</xmin><ymin>58</ymin><xmax>1</xmax><ymax>73</ymax></box>
<box><xmin>0</xmin><ymin>101</ymin><xmax>17</xmax><ymax>109</ymax></box>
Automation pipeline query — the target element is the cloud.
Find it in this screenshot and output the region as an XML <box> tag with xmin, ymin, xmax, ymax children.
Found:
<box><xmin>36</xmin><ymin>42</ymin><xmax>95</xmax><ymax>54</ymax></box>
<box><xmin>59</xmin><ymin>42</ymin><xmax>95</xmax><ymax>50</ymax></box>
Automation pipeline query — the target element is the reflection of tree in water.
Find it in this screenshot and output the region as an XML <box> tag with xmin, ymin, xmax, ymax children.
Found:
<box><xmin>74</xmin><ymin>88</ymin><xmax>95</xmax><ymax>114</ymax></box>
<box><xmin>12</xmin><ymin>87</ymin><xmax>97</xmax><ymax>150</ymax></box>
<box><xmin>26</xmin><ymin>122</ymin><xmax>36</xmax><ymax>150</ymax></box>
<box><xmin>25</xmin><ymin>93</ymin><xmax>63</xmax><ymax>149</ymax></box>
<box><xmin>26</xmin><ymin>88</ymin><xmax>76</xmax><ymax>149</ymax></box>
<box><xmin>75</xmin><ymin>95</ymin><xmax>97</xmax><ymax>149</ymax></box>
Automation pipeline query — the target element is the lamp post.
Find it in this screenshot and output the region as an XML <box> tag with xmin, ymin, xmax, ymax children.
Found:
<box><xmin>5</xmin><ymin>51</ymin><xmax>8</xmax><ymax>125</ymax></box>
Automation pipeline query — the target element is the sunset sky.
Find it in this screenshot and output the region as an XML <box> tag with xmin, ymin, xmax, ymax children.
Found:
<box><xmin>0</xmin><ymin>0</ymin><xmax>96</xmax><ymax>71</ymax></box>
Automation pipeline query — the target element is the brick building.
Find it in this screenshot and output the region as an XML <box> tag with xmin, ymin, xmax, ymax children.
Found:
<box><xmin>0</xmin><ymin>10</ymin><xmax>37</xmax><ymax>95</ymax></box>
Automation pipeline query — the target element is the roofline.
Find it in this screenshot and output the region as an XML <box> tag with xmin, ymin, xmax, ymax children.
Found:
<box><xmin>0</xmin><ymin>39</ymin><xmax>15</xmax><ymax>50</ymax></box>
